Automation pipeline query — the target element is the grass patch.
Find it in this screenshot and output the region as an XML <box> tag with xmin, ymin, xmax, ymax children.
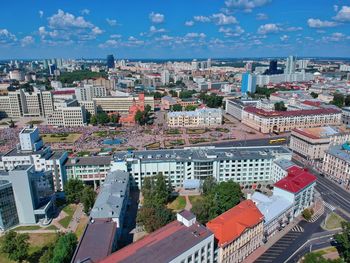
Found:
<box><xmin>75</xmin><ymin>216</ymin><xmax>89</xmax><ymax>240</ymax></box>
<box><xmin>26</xmin><ymin>120</ymin><xmax>43</xmax><ymax>125</ymax></box>
<box><xmin>145</xmin><ymin>142</ymin><xmax>161</xmax><ymax>150</ymax></box>
<box><xmin>189</xmin><ymin>138</ymin><xmax>210</xmax><ymax>144</ymax></box>
<box><xmin>58</xmin><ymin>204</ymin><xmax>76</xmax><ymax>228</ymax></box>
<box><xmin>324</xmin><ymin>213</ymin><xmax>345</xmax><ymax>230</ymax></box>
<box><xmin>167</xmin><ymin>196</ymin><xmax>186</xmax><ymax>211</ymax></box>
<box><xmin>189</xmin><ymin>195</ymin><xmax>204</xmax><ymax>204</ymax></box>
<box><xmin>93</xmin><ymin>130</ymin><xmax>125</xmax><ymax>137</ymax></box>
<box><xmin>166</xmin><ymin>129</ymin><xmax>181</xmax><ymax>135</ymax></box>
<box><xmin>215</xmin><ymin>127</ymin><xmax>229</xmax><ymax>133</ymax></box>
<box><xmin>165</xmin><ymin>139</ymin><xmax>185</xmax><ymax>147</ymax></box>
<box><xmin>77</xmin><ymin>151</ymin><xmax>91</xmax><ymax>157</ymax></box>
<box><xmin>45</xmin><ymin>225</ymin><xmax>59</xmax><ymax>231</ymax></box>
<box><xmin>13</xmin><ymin>225</ymin><xmax>42</xmax><ymax>231</ymax></box>
<box><xmin>187</xmin><ymin>128</ymin><xmax>208</xmax><ymax>134</ymax></box>
<box><xmin>42</xmin><ymin>133</ymin><xmax>81</xmax><ymax>143</ymax></box>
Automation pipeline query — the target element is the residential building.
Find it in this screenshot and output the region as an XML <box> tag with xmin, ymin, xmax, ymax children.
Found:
<box><xmin>47</xmin><ymin>106</ymin><xmax>87</xmax><ymax>127</ymax></box>
<box><xmin>167</xmin><ymin>108</ymin><xmax>222</xmax><ymax>127</ymax></box>
<box><xmin>161</xmin><ymin>96</ymin><xmax>178</xmax><ymax>110</ymax></box>
<box><xmin>111</xmin><ymin>146</ymin><xmax>292</xmax><ymax>190</ymax></box>
<box><xmin>242</xmin><ymin>106</ymin><xmax>342</xmax><ymax>133</ymax></box>
<box><xmin>273</xmin><ymin>166</ymin><xmax>317</xmax><ymax>217</ymax></box>
<box><xmin>290</xmin><ymin>126</ymin><xmax>350</xmax><ymax>161</ymax></box>
<box><xmin>322</xmin><ymin>143</ymin><xmax>350</xmax><ymax>186</ymax></box>
<box><xmin>161</xmin><ymin>70</ymin><xmax>170</xmax><ymax>85</ymax></box>
<box><xmin>225</xmin><ymin>99</ymin><xmax>259</xmax><ymax>120</ymax></box>
<box><xmin>206</xmin><ymin>200</ymin><xmax>264</xmax><ymax>263</ymax></box>
<box><xmin>75</xmin><ymin>85</ymin><xmax>107</xmax><ymax>101</ymax></box>
<box><xmin>251</xmin><ymin>192</ymin><xmax>293</xmax><ymax>241</ymax></box>
<box><xmin>241</xmin><ymin>72</ymin><xmax>257</xmax><ymax>94</ymax></box>
<box><xmin>342</xmin><ymin>107</ymin><xmax>350</xmax><ymax>126</ymax></box>
<box><xmin>78</xmin><ymin>100</ymin><xmax>97</xmax><ymax>116</ymax></box>
<box><xmin>285</xmin><ymin>56</ymin><xmax>296</xmax><ymax>74</ymax></box>
<box><xmin>0</xmin><ymin>127</ymin><xmax>68</xmax><ymax>191</ymax></box>
<box><xmin>90</xmin><ymin>170</ymin><xmax>129</xmax><ymax>231</ymax></box>
<box><xmin>65</xmin><ymin>156</ymin><xmax>111</xmax><ymax>188</ymax></box>
<box><xmin>256</xmin><ymin>71</ymin><xmax>314</xmax><ymax>86</ymax></box>
<box><xmin>99</xmin><ymin>211</ymin><xmax>214</xmax><ymax>263</ymax></box>
<box><xmin>272</xmin><ymin>159</ymin><xmax>294</xmax><ymax>182</ymax></box>
<box><xmin>0</xmin><ymin>165</ymin><xmax>56</xmax><ymax>230</ymax></box>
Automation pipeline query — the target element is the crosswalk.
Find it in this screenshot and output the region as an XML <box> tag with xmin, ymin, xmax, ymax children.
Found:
<box><xmin>291</xmin><ymin>225</ymin><xmax>304</xmax><ymax>233</ymax></box>
<box><xmin>309</xmin><ymin>212</ymin><xmax>323</xmax><ymax>223</ymax></box>
<box><xmin>323</xmin><ymin>201</ymin><xmax>336</xmax><ymax>211</ymax></box>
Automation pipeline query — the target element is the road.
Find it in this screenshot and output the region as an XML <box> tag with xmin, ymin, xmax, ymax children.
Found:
<box><xmin>198</xmin><ymin>136</ymin><xmax>289</xmax><ymax>148</ymax></box>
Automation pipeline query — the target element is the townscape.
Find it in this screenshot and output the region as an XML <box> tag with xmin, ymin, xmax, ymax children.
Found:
<box><xmin>1</xmin><ymin>1</ymin><xmax>350</xmax><ymax>263</ymax></box>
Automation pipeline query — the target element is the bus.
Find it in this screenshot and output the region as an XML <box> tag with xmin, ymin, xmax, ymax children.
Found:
<box><xmin>269</xmin><ymin>138</ymin><xmax>287</xmax><ymax>144</ymax></box>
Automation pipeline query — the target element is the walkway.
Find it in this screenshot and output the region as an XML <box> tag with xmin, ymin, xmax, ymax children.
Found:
<box><xmin>67</xmin><ymin>204</ymin><xmax>83</xmax><ymax>232</ymax></box>
<box><xmin>184</xmin><ymin>195</ymin><xmax>192</xmax><ymax>211</ymax></box>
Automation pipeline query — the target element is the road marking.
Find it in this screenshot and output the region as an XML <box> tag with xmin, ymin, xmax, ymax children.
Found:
<box><xmin>291</xmin><ymin>225</ymin><xmax>304</xmax><ymax>232</ymax></box>
<box><xmin>323</xmin><ymin>201</ymin><xmax>336</xmax><ymax>211</ymax></box>
<box><xmin>317</xmin><ymin>179</ymin><xmax>350</xmax><ymax>207</ymax></box>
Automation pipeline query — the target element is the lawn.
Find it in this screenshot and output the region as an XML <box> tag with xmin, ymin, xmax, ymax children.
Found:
<box><xmin>187</xmin><ymin>128</ymin><xmax>208</xmax><ymax>134</ymax></box>
<box><xmin>145</xmin><ymin>142</ymin><xmax>161</xmax><ymax>150</ymax></box>
<box><xmin>168</xmin><ymin>196</ymin><xmax>186</xmax><ymax>211</ymax></box>
<box><xmin>189</xmin><ymin>195</ymin><xmax>204</xmax><ymax>204</ymax></box>
<box><xmin>26</xmin><ymin>120</ymin><xmax>43</xmax><ymax>125</ymax></box>
<box><xmin>324</xmin><ymin>213</ymin><xmax>345</xmax><ymax>230</ymax></box>
<box><xmin>165</xmin><ymin>139</ymin><xmax>185</xmax><ymax>147</ymax></box>
<box><xmin>58</xmin><ymin>204</ymin><xmax>76</xmax><ymax>228</ymax></box>
<box><xmin>166</xmin><ymin>129</ymin><xmax>181</xmax><ymax>135</ymax></box>
<box><xmin>77</xmin><ymin>151</ymin><xmax>91</xmax><ymax>157</ymax></box>
<box><xmin>42</xmin><ymin>133</ymin><xmax>81</xmax><ymax>143</ymax></box>
<box><xmin>75</xmin><ymin>215</ymin><xmax>89</xmax><ymax>240</ymax></box>
<box><xmin>215</xmin><ymin>127</ymin><xmax>229</xmax><ymax>133</ymax></box>
<box><xmin>93</xmin><ymin>130</ymin><xmax>125</xmax><ymax>137</ymax></box>
<box><xmin>189</xmin><ymin>138</ymin><xmax>210</xmax><ymax>144</ymax></box>
<box><xmin>13</xmin><ymin>225</ymin><xmax>42</xmax><ymax>231</ymax></box>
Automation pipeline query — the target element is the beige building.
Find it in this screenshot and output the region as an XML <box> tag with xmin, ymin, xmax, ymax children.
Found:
<box><xmin>47</xmin><ymin>106</ymin><xmax>87</xmax><ymax>127</ymax></box>
<box><xmin>290</xmin><ymin>126</ymin><xmax>350</xmax><ymax>161</ymax></box>
<box><xmin>94</xmin><ymin>96</ymin><xmax>154</xmax><ymax>114</ymax></box>
<box><xmin>167</xmin><ymin>108</ymin><xmax>222</xmax><ymax>127</ymax></box>
<box><xmin>79</xmin><ymin>100</ymin><xmax>97</xmax><ymax>116</ymax></box>
<box><xmin>242</xmin><ymin>106</ymin><xmax>342</xmax><ymax>134</ymax></box>
<box><xmin>206</xmin><ymin>200</ymin><xmax>264</xmax><ymax>263</ymax></box>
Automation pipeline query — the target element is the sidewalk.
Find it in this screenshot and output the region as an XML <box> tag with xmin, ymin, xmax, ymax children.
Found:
<box><xmin>244</xmin><ymin>217</ymin><xmax>302</xmax><ymax>262</ymax></box>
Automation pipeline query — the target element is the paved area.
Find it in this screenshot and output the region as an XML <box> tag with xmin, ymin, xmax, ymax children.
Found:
<box><xmin>67</xmin><ymin>204</ymin><xmax>83</xmax><ymax>232</ymax></box>
<box><xmin>184</xmin><ymin>195</ymin><xmax>192</xmax><ymax>211</ymax></box>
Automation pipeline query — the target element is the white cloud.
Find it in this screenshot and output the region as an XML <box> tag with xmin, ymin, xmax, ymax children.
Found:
<box><xmin>149</xmin><ymin>12</ymin><xmax>165</xmax><ymax>23</ymax></box>
<box><xmin>323</xmin><ymin>32</ymin><xmax>348</xmax><ymax>42</ymax></box>
<box><xmin>333</xmin><ymin>6</ymin><xmax>350</xmax><ymax>22</ymax></box>
<box><xmin>258</xmin><ymin>23</ymin><xmax>280</xmax><ymax>34</ymax></box>
<box><xmin>99</xmin><ymin>39</ymin><xmax>119</xmax><ymax>48</ymax></box>
<box><xmin>194</xmin><ymin>16</ymin><xmax>211</xmax><ymax>22</ymax></box>
<box><xmin>219</xmin><ymin>26</ymin><xmax>244</xmax><ymax>36</ymax></box>
<box><xmin>307</xmin><ymin>18</ymin><xmax>338</xmax><ymax>28</ymax></box>
<box><xmin>211</xmin><ymin>13</ymin><xmax>238</xmax><ymax>25</ymax></box>
<box><xmin>185</xmin><ymin>32</ymin><xmax>206</xmax><ymax>38</ymax></box>
<box><xmin>0</xmin><ymin>29</ymin><xmax>17</xmax><ymax>44</ymax></box>
<box><xmin>81</xmin><ymin>9</ymin><xmax>90</xmax><ymax>15</ymax></box>
<box><xmin>48</xmin><ymin>9</ymin><xmax>94</xmax><ymax>29</ymax></box>
<box><xmin>334</xmin><ymin>5</ymin><xmax>339</xmax><ymax>12</ymax></box>
<box><xmin>21</xmin><ymin>36</ymin><xmax>34</xmax><ymax>46</ymax></box>
<box><xmin>110</xmin><ymin>34</ymin><xmax>122</xmax><ymax>39</ymax></box>
<box><xmin>280</xmin><ymin>34</ymin><xmax>289</xmax><ymax>41</ymax></box>
<box><xmin>185</xmin><ymin>21</ymin><xmax>194</xmax><ymax>26</ymax></box>
<box><xmin>149</xmin><ymin>25</ymin><xmax>165</xmax><ymax>33</ymax></box>
<box><xmin>39</xmin><ymin>10</ymin><xmax>44</xmax><ymax>18</ymax></box>
<box><xmin>106</xmin><ymin>18</ymin><xmax>117</xmax><ymax>26</ymax></box>
<box><xmin>225</xmin><ymin>0</ymin><xmax>271</xmax><ymax>12</ymax></box>
<box><xmin>285</xmin><ymin>26</ymin><xmax>303</xmax><ymax>32</ymax></box>
<box><xmin>156</xmin><ymin>35</ymin><xmax>174</xmax><ymax>41</ymax></box>
<box><xmin>256</xmin><ymin>13</ymin><xmax>268</xmax><ymax>20</ymax></box>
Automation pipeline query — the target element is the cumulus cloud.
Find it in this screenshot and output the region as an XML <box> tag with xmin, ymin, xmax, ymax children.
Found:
<box><xmin>285</xmin><ymin>26</ymin><xmax>303</xmax><ymax>32</ymax></box>
<box><xmin>155</xmin><ymin>35</ymin><xmax>174</xmax><ymax>41</ymax></box>
<box><xmin>219</xmin><ymin>26</ymin><xmax>244</xmax><ymax>36</ymax></box>
<box><xmin>99</xmin><ymin>39</ymin><xmax>120</xmax><ymax>48</ymax></box>
<box><xmin>81</xmin><ymin>9</ymin><xmax>90</xmax><ymax>15</ymax></box>
<box><xmin>225</xmin><ymin>0</ymin><xmax>271</xmax><ymax>12</ymax></box>
<box><xmin>334</xmin><ymin>5</ymin><xmax>339</xmax><ymax>12</ymax></box>
<box><xmin>185</xmin><ymin>21</ymin><xmax>194</xmax><ymax>26</ymax></box>
<box><xmin>256</xmin><ymin>13</ymin><xmax>268</xmax><ymax>20</ymax></box>
<box><xmin>0</xmin><ymin>29</ymin><xmax>17</xmax><ymax>44</ymax></box>
<box><xmin>211</xmin><ymin>13</ymin><xmax>238</xmax><ymax>25</ymax></box>
<box><xmin>307</xmin><ymin>18</ymin><xmax>338</xmax><ymax>28</ymax></box>
<box><xmin>258</xmin><ymin>23</ymin><xmax>280</xmax><ymax>34</ymax></box>
<box><xmin>323</xmin><ymin>32</ymin><xmax>349</xmax><ymax>42</ymax></box>
<box><xmin>333</xmin><ymin>6</ymin><xmax>350</xmax><ymax>22</ymax></box>
<box><xmin>110</xmin><ymin>34</ymin><xmax>122</xmax><ymax>39</ymax></box>
<box><xmin>149</xmin><ymin>25</ymin><xmax>166</xmax><ymax>33</ymax></box>
<box><xmin>39</xmin><ymin>10</ymin><xmax>44</xmax><ymax>18</ymax></box>
<box><xmin>149</xmin><ymin>12</ymin><xmax>165</xmax><ymax>23</ymax></box>
<box><xmin>106</xmin><ymin>18</ymin><xmax>117</xmax><ymax>26</ymax></box>
<box><xmin>185</xmin><ymin>32</ymin><xmax>206</xmax><ymax>38</ymax></box>
<box><xmin>21</xmin><ymin>36</ymin><xmax>34</xmax><ymax>46</ymax></box>
<box><xmin>194</xmin><ymin>16</ymin><xmax>211</xmax><ymax>22</ymax></box>
<box><xmin>280</xmin><ymin>34</ymin><xmax>289</xmax><ymax>41</ymax></box>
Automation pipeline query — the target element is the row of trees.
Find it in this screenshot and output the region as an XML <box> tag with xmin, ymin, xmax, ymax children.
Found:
<box><xmin>1</xmin><ymin>231</ymin><xmax>77</xmax><ymax>263</ymax></box>
<box><xmin>137</xmin><ymin>173</ymin><xmax>175</xmax><ymax>233</ymax></box>
<box><xmin>274</xmin><ymin>101</ymin><xmax>287</xmax><ymax>111</ymax></box>
<box><xmin>90</xmin><ymin>112</ymin><xmax>120</xmax><ymax>125</ymax></box>
<box><xmin>135</xmin><ymin>104</ymin><xmax>153</xmax><ymax>125</ymax></box>
<box><xmin>331</xmin><ymin>93</ymin><xmax>350</xmax><ymax>108</ymax></box>
<box><xmin>191</xmin><ymin>177</ymin><xmax>243</xmax><ymax>224</ymax></box>
<box><xmin>170</xmin><ymin>104</ymin><xmax>197</xmax><ymax>111</ymax></box>
<box><xmin>198</xmin><ymin>93</ymin><xmax>223</xmax><ymax>108</ymax></box>
<box><xmin>65</xmin><ymin>179</ymin><xmax>96</xmax><ymax>213</ymax></box>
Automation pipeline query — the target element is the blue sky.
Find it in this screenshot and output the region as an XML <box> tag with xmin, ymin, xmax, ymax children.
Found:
<box><xmin>1</xmin><ymin>0</ymin><xmax>350</xmax><ymax>59</ymax></box>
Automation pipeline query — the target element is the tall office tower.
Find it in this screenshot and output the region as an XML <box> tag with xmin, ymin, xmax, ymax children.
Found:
<box><xmin>106</xmin><ymin>55</ymin><xmax>115</xmax><ymax>69</ymax></box>
<box><xmin>207</xmin><ymin>58</ymin><xmax>212</xmax><ymax>68</ymax></box>
<box><xmin>297</xmin><ymin>59</ymin><xmax>309</xmax><ymax>69</ymax></box>
<box><xmin>285</xmin><ymin>55</ymin><xmax>296</xmax><ymax>74</ymax></box>
<box><xmin>241</xmin><ymin>72</ymin><xmax>257</xmax><ymax>94</ymax></box>
<box><xmin>245</xmin><ymin>62</ymin><xmax>253</xmax><ymax>72</ymax></box>
<box><xmin>48</xmin><ymin>64</ymin><xmax>57</xmax><ymax>76</ymax></box>
<box><xmin>161</xmin><ymin>70</ymin><xmax>170</xmax><ymax>85</ymax></box>
<box><xmin>269</xmin><ymin>60</ymin><xmax>278</xmax><ymax>73</ymax></box>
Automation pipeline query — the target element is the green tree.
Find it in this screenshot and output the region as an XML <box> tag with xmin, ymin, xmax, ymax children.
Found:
<box><xmin>96</xmin><ymin>112</ymin><xmax>110</xmax><ymax>124</ymax></box>
<box><xmin>331</xmin><ymin>93</ymin><xmax>345</xmax><ymax>108</ymax></box>
<box><xmin>137</xmin><ymin>204</ymin><xmax>174</xmax><ymax>233</ymax></box>
<box><xmin>1</xmin><ymin>231</ymin><xmax>29</xmax><ymax>263</ymax></box>
<box><xmin>302</xmin><ymin>208</ymin><xmax>313</xmax><ymax>221</ymax></box>
<box><xmin>199</xmin><ymin>93</ymin><xmax>223</xmax><ymax>108</ymax></box>
<box><xmin>65</xmin><ymin>179</ymin><xmax>84</xmax><ymax>203</ymax></box>
<box><xmin>179</xmin><ymin>90</ymin><xmax>196</xmax><ymax>99</ymax></box>
<box><xmin>153</xmin><ymin>173</ymin><xmax>169</xmax><ymax>206</ymax></box>
<box><xmin>9</xmin><ymin>119</ymin><xmax>15</xmax><ymax>128</ymax></box>
<box><xmin>185</xmin><ymin>105</ymin><xmax>197</xmax><ymax>111</ymax></box>
<box><xmin>201</xmin><ymin>176</ymin><xmax>217</xmax><ymax>195</ymax></box>
<box><xmin>141</xmin><ymin>177</ymin><xmax>154</xmax><ymax>201</ymax></box>
<box><xmin>153</xmin><ymin>91</ymin><xmax>163</xmax><ymax>99</ymax></box>
<box><xmin>335</xmin><ymin>222</ymin><xmax>350</xmax><ymax>262</ymax></box>
<box><xmin>51</xmin><ymin>233</ymin><xmax>77</xmax><ymax>263</ymax></box>
<box><xmin>90</xmin><ymin>115</ymin><xmax>97</xmax><ymax>125</ymax></box>
<box><xmin>171</xmin><ymin>104</ymin><xmax>183</xmax><ymax>111</ymax></box>
<box><xmin>169</xmin><ymin>90</ymin><xmax>178</xmax><ymax>97</ymax></box>
<box><xmin>81</xmin><ymin>186</ymin><xmax>96</xmax><ymax>214</ymax></box>
<box><xmin>135</xmin><ymin>110</ymin><xmax>144</xmax><ymax>125</ymax></box>
<box><xmin>39</xmin><ymin>242</ymin><xmax>55</xmax><ymax>263</ymax></box>
<box><xmin>274</xmin><ymin>101</ymin><xmax>287</xmax><ymax>111</ymax></box>
<box><xmin>310</xmin><ymin>92</ymin><xmax>319</xmax><ymax>99</ymax></box>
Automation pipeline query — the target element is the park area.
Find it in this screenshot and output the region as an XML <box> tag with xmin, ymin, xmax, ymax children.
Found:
<box><xmin>42</xmin><ymin>133</ymin><xmax>81</xmax><ymax>143</ymax></box>
<box><xmin>323</xmin><ymin>213</ymin><xmax>346</xmax><ymax>230</ymax></box>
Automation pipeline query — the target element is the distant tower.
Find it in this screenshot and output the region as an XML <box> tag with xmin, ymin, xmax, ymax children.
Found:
<box><xmin>285</xmin><ymin>55</ymin><xmax>296</xmax><ymax>74</ymax></box>
<box><xmin>207</xmin><ymin>58</ymin><xmax>211</xmax><ymax>68</ymax></box>
<box><xmin>245</xmin><ymin>62</ymin><xmax>253</xmax><ymax>72</ymax></box>
<box><xmin>269</xmin><ymin>60</ymin><xmax>278</xmax><ymax>74</ymax></box>
<box><xmin>241</xmin><ymin>72</ymin><xmax>257</xmax><ymax>94</ymax></box>
<box><xmin>106</xmin><ymin>54</ymin><xmax>115</xmax><ymax>69</ymax></box>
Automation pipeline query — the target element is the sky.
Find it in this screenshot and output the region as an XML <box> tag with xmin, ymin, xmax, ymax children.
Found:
<box><xmin>0</xmin><ymin>0</ymin><xmax>350</xmax><ymax>59</ymax></box>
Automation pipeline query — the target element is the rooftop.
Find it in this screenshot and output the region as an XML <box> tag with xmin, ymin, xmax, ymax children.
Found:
<box><xmin>274</xmin><ymin>159</ymin><xmax>295</xmax><ymax>171</ymax></box>
<box><xmin>99</xmin><ymin>220</ymin><xmax>212</xmax><ymax>263</ymax></box>
<box><xmin>293</xmin><ymin>126</ymin><xmax>346</xmax><ymax>140</ymax></box>
<box><xmin>72</xmin><ymin>219</ymin><xmax>117</xmax><ymax>263</ymax></box>
<box><xmin>274</xmin><ymin>166</ymin><xmax>317</xmax><ymax>194</ymax></box>
<box><xmin>206</xmin><ymin>200</ymin><xmax>264</xmax><ymax>247</ymax></box>
<box><xmin>167</xmin><ymin>108</ymin><xmax>222</xmax><ymax>118</ymax></box>
<box><xmin>65</xmin><ymin>156</ymin><xmax>111</xmax><ymax>167</ymax></box>
<box><xmin>326</xmin><ymin>144</ymin><xmax>350</xmax><ymax>163</ymax></box>
<box><xmin>90</xmin><ymin>170</ymin><xmax>129</xmax><ymax>219</ymax></box>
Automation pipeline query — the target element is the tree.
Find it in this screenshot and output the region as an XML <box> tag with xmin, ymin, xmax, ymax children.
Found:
<box><xmin>9</xmin><ymin>119</ymin><xmax>15</xmax><ymax>128</ymax></box>
<box><xmin>302</xmin><ymin>208</ymin><xmax>313</xmax><ymax>221</ymax></box>
<box><xmin>135</xmin><ymin>110</ymin><xmax>144</xmax><ymax>125</ymax></box>
<box><xmin>153</xmin><ymin>91</ymin><xmax>163</xmax><ymax>99</ymax></box>
<box><xmin>274</xmin><ymin>102</ymin><xmax>287</xmax><ymax>111</ymax></box>
<box><xmin>81</xmin><ymin>186</ymin><xmax>96</xmax><ymax>214</ymax></box>
<box><xmin>141</xmin><ymin>177</ymin><xmax>154</xmax><ymax>201</ymax></box>
<box><xmin>331</xmin><ymin>93</ymin><xmax>345</xmax><ymax>108</ymax></box>
<box><xmin>51</xmin><ymin>233</ymin><xmax>77</xmax><ymax>263</ymax></box>
<box><xmin>153</xmin><ymin>173</ymin><xmax>169</xmax><ymax>206</ymax></box>
<box><xmin>65</xmin><ymin>179</ymin><xmax>84</xmax><ymax>203</ymax></box>
<box><xmin>137</xmin><ymin>204</ymin><xmax>174</xmax><ymax>233</ymax></box>
<box><xmin>201</xmin><ymin>176</ymin><xmax>217</xmax><ymax>195</ymax></box>
<box><xmin>39</xmin><ymin>242</ymin><xmax>55</xmax><ymax>263</ymax></box>
<box><xmin>169</xmin><ymin>90</ymin><xmax>178</xmax><ymax>97</ymax></box>
<box><xmin>335</xmin><ymin>222</ymin><xmax>350</xmax><ymax>262</ymax></box>
<box><xmin>90</xmin><ymin>115</ymin><xmax>97</xmax><ymax>125</ymax></box>
<box><xmin>185</xmin><ymin>105</ymin><xmax>197</xmax><ymax>111</ymax></box>
<box><xmin>199</xmin><ymin>93</ymin><xmax>223</xmax><ymax>108</ymax></box>
<box><xmin>179</xmin><ymin>90</ymin><xmax>196</xmax><ymax>99</ymax></box>
<box><xmin>310</xmin><ymin>92</ymin><xmax>319</xmax><ymax>99</ymax></box>
<box><xmin>1</xmin><ymin>231</ymin><xmax>29</xmax><ymax>262</ymax></box>
<box><xmin>171</xmin><ymin>104</ymin><xmax>183</xmax><ymax>111</ymax></box>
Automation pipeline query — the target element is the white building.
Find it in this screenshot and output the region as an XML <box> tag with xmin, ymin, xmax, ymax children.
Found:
<box><xmin>285</xmin><ymin>56</ymin><xmax>296</xmax><ymax>74</ymax></box>
<box><xmin>75</xmin><ymin>85</ymin><xmax>107</xmax><ymax>101</ymax></box>
<box><xmin>225</xmin><ymin>99</ymin><xmax>259</xmax><ymax>120</ymax></box>
<box><xmin>47</xmin><ymin>106</ymin><xmax>87</xmax><ymax>127</ymax></box>
<box><xmin>161</xmin><ymin>70</ymin><xmax>170</xmax><ymax>85</ymax></box>
<box><xmin>256</xmin><ymin>71</ymin><xmax>314</xmax><ymax>86</ymax></box>
<box><xmin>167</xmin><ymin>108</ymin><xmax>222</xmax><ymax>127</ymax></box>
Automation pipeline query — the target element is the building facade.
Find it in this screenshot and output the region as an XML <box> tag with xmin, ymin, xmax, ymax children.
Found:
<box><xmin>47</xmin><ymin>106</ymin><xmax>87</xmax><ymax>127</ymax></box>
<box><xmin>167</xmin><ymin>108</ymin><xmax>222</xmax><ymax>127</ymax></box>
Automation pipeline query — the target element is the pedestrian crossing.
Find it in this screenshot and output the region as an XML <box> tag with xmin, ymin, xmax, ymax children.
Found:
<box><xmin>323</xmin><ymin>201</ymin><xmax>336</xmax><ymax>211</ymax></box>
<box><xmin>291</xmin><ymin>225</ymin><xmax>304</xmax><ymax>233</ymax></box>
<box><xmin>309</xmin><ymin>211</ymin><xmax>323</xmax><ymax>223</ymax></box>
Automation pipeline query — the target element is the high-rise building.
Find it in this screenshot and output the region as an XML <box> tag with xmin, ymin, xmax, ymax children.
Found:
<box><xmin>106</xmin><ymin>55</ymin><xmax>115</xmax><ymax>69</ymax></box>
<box><xmin>285</xmin><ymin>55</ymin><xmax>296</xmax><ymax>74</ymax></box>
<box><xmin>49</xmin><ymin>64</ymin><xmax>57</xmax><ymax>76</ymax></box>
<box><xmin>245</xmin><ymin>62</ymin><xmax>253</xmax><ymax>72</ymax></box>
<box><xmin>161</xmin><ymin>70</ymin><xmax>170</xmax><ymax>85</ymax></box>
<box><xmin>207</xmin><ymin>58</ymin><xmax>212</xmax><ymax>68</ymax></box>
<box><xmin>269</xmin><ymin>60</ymin><xmax>278</xmax><ymax>73</ymax></box>
<box><xmin>241</xmin><ymin>72</ymin><xmax>257</xmax><ymax>94</ymax></box>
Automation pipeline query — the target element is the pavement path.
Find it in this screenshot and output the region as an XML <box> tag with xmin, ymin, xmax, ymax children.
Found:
<box><xmin>184</xmin><ymin>195</ymin><xmax>192</xmax><ymax>211</ymax></box>
<box><xmin>67</xmin><ymin>204</ymin><xmax>83</xmax><ymax>232</ymax></box>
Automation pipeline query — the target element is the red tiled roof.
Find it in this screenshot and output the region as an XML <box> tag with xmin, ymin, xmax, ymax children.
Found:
<box><xmin>206</xmin><ymin>200</ymin><xmax>264</xmax><ymax>247</ymax></box>
<box><xmin>244</xmin><ymin>106</ymin><xmax>341</xmax><ymax>118</ymax></box>
<box><xmin>274</xmin><ymin>166</ymin><xmax>317</xmax><ymax>194</ymax></box>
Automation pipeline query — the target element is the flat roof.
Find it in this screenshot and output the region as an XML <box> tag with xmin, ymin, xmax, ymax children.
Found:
<box><xmin>99</xmin><ymin>220</ymin><xmax>212</xmax><ymax>263</ymax></box>
<box><xmin>274</xmin><ymin>159</ymin><xmax>295</xmax><ymax>170</ymax></box>
<box><xmin>293</xmin><ymin>126</ymin><xmax>346</xmax><ymax>140</ymax></box>
<box><xmin>65</xmin><ymin>156</ymin><xmax>111</xmax><ymax>167</ymax></box>
<box><xmin>72</xmin><ymin>219</ymin><xmax>117</xmax><ymax>263</ymax></box>
<box><xmin>326</xmin><ymin>144</ymin><xmax>350</xmax><ymax>163</ymax></box>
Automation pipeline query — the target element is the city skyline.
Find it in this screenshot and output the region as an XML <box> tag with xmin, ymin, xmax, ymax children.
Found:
<box><xmin>1</xmin><ymin>0</ymin><xmax>350</xmax><ymax>59</ymax></box>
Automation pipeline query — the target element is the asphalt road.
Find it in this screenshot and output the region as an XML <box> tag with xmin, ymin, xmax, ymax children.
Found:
<box><xmin>199</xmin><ymin>136</ymin><xmax>289</xmax><ymax>148</ymax></box>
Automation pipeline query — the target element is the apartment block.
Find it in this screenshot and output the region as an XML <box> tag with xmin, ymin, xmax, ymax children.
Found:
<box><xmin>167</xmin><ymin>108</ymin><xmax>222</xmax><ymax>127</ymax></box>
<box><xmin>47</xmin><ymin>106</ymin><xmax>87</xmax><ymax>127</ymax></box>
